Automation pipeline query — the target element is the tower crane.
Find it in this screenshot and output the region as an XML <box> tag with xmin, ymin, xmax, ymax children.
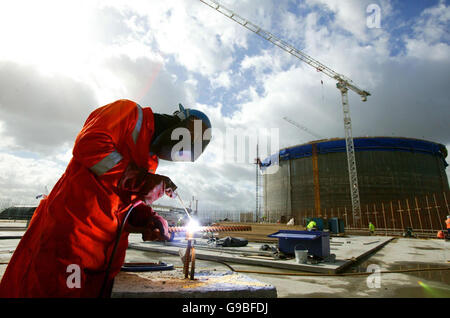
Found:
<box><xmin>199</xmin><ymin>0</ymin><xmax>371</xmax><ymax>220</ymax></box>
<box><xmin>282</xmin><ymin>117</ymin><xmax>324</xmax><ymax>140</ymax></box>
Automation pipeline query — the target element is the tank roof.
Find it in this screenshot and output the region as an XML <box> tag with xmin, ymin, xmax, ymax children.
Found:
<box><xmin>282</xmin><ymin>136</ymin><xmax>446</xmax><ymax>153</ymax></box>
<box><xmin>262</xmin><ymin>136</ymin><xmax>448</xmax><ymax>167</ymax></box>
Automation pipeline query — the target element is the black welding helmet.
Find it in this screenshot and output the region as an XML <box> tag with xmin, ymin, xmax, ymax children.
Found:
<box><xmin>151</xmin><ymin>104</ymin><xmax>212</xmax><ymax>162</ymax></box>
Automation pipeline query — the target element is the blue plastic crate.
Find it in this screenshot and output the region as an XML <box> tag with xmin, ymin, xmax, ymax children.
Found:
<box><xmin>328</xmin><ymin>218</ymin><xmax>345</xmax><ymax>234</ymax></box>
<box><xmin>339</xmin><ymin>219</ymin><xmax>345</xmax><ymax>233</ymax></box>
<box><xmin>268</xmin><ymin>230</ymin><xmax>330</xmax><ymax>258</ymax></box>
<box><xmin>312</xmin><ymin>218</ymin><xmax>325</xmax><ymax>231</ymax></box>
<box><xmin>328</xmin><ymin>218</ymin><xmax>339</xmax><ymax>234</ymax></box>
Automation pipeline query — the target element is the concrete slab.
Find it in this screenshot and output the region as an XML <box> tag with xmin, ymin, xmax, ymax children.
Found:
<box><xmin>0</xmin><ymin>231</ymin><xmax>25</xmax><ymax>239</ymax></box>
<box><xmin>0</xmin><ymin>221</ymin><xmax>27</xmax><ymax>231</ymax></box>
<box><xmin>365</xmin><ymin>238</ymin><xmax>449</xmax><ymax>265</ymax></box>
<box><xmin>0</xmin><ymin>220</ymin><xmax>27</xmax><ymax>226</ymax></box>
<box><xmin>263</xmin><ymin>238</ymin><xmax>450</xmax><ymax>298</ymax></box>
<box><xmin>128</xmin><ymin>235</ymin><xmax>394</xmax><ymax>274</ymax></box>
<box><xmin>0</xmin><ymin>239</ymin><xmax>21</xmax><ymax>264</ymax></box>
<box><xmin>1</xmin><ymin>236</ymin><xmax>448</xmax><ymax>298</ymax></box>
<box><xmin>112</xmin><ymin>269</ymin><xmax>277</xmax><ymax>298</ymax></box>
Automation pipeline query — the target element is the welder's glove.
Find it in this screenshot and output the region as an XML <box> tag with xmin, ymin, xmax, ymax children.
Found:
<box><xmin>118</xmin><ymin>162</ymin><xmax>177</xmax><ymax>204</ymax></box>
<box><xmin>142</xmin><ymin>214</ymin><xmax>169</xmax><ymax>242</ymax></box>
<box><xmin>124</xmin><ymin>203</ymin><xmax>170</xmax><ymax>241</ymax></box>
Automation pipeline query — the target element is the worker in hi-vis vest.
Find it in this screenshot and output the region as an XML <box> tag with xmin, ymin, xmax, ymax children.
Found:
<box><xmin>0</xmin><ymin>100</ymin><xmax>211</xmax><ymax>298</ymax></box>
<box><xmin>307</xmin><ymin>220</ymin><xmax>317</xmax><ymax>231</ymax></box>
<box><xmin>369</xmin><ymin>222</ymin><xmax>375</xmax><ymax>235</ymax></box>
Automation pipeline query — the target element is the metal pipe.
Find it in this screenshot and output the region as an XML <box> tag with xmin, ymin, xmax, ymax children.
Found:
<box><xmin>189</xmin><ymin>244</ymin><xmax>196</xmax><ymax>280</ymax></box>
<box><xmin>183</xmin><ymin>239</ymin><xmax>192</xmax><ymax>279</ymax></box>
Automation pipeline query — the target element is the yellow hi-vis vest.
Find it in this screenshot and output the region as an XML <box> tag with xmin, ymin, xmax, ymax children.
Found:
<box><xmin>307</xmin><ymin>221</ymin><xmax>317</xmax><ymax>230</ymax></box>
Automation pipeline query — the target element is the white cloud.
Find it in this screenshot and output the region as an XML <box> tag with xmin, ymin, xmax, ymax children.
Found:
<box><xmin>412</xmin><ymin>0</ymin><xmax>450</xmax><ymax>42</ymax></box>
<box><xmin>0</xmin><ymin>153</ymin><xmax>65</xmax><ymax>205</ymax></box>
<box><xmin>307</xmin><ymin>0</ymin><xmax>392</xmax><ymax>41</ymax></box>
<box><xmin>0</xmin><ymin>61</ymin><xmax>98</xmax><ymax>154</ymax></box>
<box><xmin>240</xmin><ymin>48</ymin><xmax>288</xmax><ymax>80</ymax></box>
<box><xmin>106</xmin><ymin>0</ymin><xmax>245</xmax><ymax>76</ymax></box>
<box><xmin>404</xmin><ymin>0</ymin><xmax>450</xmax><ymax>61</ymax></box>
<box><xmin>100</xmin><ymin>54</ymin><xmax>188</xmax><ymax>110</ymax></box>
<box><xmin>211</xmin><ymin>70</ymin><xmax>233</xmax><ymax>89</ymax></box>
<box><xmin>405</xmin><ymin>40</ymin><xmax>450</xmax><ymax>62</ymax></box>
<box><xmin>0</xmin><ymin>1</ymin><xmax>95</xmax><ymax>77</ymax></box>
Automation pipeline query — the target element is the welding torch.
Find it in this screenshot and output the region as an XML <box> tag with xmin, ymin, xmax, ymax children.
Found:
<box><xmin>175</xmin><ymin>191</ymin><xmax>193</xmax><ymax>220</ymax></box>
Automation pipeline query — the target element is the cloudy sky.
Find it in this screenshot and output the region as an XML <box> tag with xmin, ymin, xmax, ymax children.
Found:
<box><xmin>0</xmin><ymin>0</ymin><xmax>449</xmax><ymax>213</ymax></box>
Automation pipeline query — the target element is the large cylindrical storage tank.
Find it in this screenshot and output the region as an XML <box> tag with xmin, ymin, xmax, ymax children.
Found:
<box><xmin>263</xmin><ymin>137</ymin><xmax>449</xmax><ymax>226</ymax></box>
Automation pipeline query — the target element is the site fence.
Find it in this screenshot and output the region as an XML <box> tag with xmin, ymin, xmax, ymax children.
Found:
<box><xmin>263</xmin><ymin>191</ymin><xmax>450</xmax><ymax>237</ymax></box>
<box><xmin>197</xmin><ymin>210</ymin><xmax>250</xmax><ymax>224</ymax></box>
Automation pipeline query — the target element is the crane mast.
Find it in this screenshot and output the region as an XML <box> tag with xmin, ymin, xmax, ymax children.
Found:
<box><xmin>199</xmin><ymin>0</ymin><xmax>371</xmax><ymax>221</ymax></box>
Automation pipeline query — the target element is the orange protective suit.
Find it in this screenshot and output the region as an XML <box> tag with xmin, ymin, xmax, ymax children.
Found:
<box><xmin>0</xmin><ymin>99</ymin><xmax>159</xmax><ymax>297</ymax></box>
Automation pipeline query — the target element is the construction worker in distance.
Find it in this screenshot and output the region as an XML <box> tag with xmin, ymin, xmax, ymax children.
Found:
<box><xmin>0</xmin><ymin>100</ymin><xmax>211</xmax><ymax>298</ymax></box>
<box><xmin>177</xmin><ymin>216</ymin><xmax>183</xmax><ymax>227</ymax></box>
<box><xmin>306</xmin><ymin>219</ymin><xmax>317</xmax><ymax>231</ymax></box>
<box><xmin>369</xmin><ymin>222</ymin><xmax>375</xmax><ymax>235</ymax></box>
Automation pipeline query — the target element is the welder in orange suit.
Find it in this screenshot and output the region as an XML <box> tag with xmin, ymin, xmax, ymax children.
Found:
<box><xmin>0</xmin><ymin>99</ymin><xmax>211</xmax><ymax>298</ymax></box>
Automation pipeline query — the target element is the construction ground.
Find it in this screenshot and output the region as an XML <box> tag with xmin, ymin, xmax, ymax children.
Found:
<box><xmin>0</xmin><ymin>220</ymin><xmax>449</xmax><ymax>298</ymax></box>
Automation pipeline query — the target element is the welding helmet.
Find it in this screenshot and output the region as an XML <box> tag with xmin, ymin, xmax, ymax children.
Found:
<box><xmin>151</xmin><ymin>104</ymin><xmax>211</xmax><ymax>162</ymax></box>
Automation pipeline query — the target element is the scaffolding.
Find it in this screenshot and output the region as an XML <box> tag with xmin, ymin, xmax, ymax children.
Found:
<box><xmin>255</xmin><ymin>143</ymin><xmax>263</xmax><ymax>222</ymax></box>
